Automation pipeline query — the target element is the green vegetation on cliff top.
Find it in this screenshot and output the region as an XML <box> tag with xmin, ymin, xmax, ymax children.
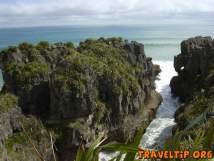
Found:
<box><xmin>1</xmin><ymin>38</ymin><xmax>142</xmax><ymax>96</ymax></box>
<box><xmin>52</xmin><ymin>38</ymin><xmax>143</xmax><ymax>123</ymax></box>
<box><xmin>0</xmin><ymin>38</ymin><xmax>157</xmax><ymax>161</ymax></box>
<box><xmin>56</xmin><ymin>40</ymin><xmax>140</xmax><ymax>95</ymax></box>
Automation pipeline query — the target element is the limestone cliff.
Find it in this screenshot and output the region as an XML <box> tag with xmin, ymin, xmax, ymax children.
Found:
<box><xmin>170</xmin><ymin>36</ymin><xmax>214</xmax><ymax>100</ymax></box>
<box><xmin>0</xmin><ymin>38</ymin><xmax>162</xmax><ymax>160</ymax></box>
<box><xmin>170</xmin><ymin>36</ymin><xmax>214</xmax><ymax>138</ymax></box>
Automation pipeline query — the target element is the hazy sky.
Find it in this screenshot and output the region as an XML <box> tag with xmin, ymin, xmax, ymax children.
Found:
<box><xmin>1</xmin><ymin>0</ymin><xmax>214</xmax><ymax>27</ymax></box>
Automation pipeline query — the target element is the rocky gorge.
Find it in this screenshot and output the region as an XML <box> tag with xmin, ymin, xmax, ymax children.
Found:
<box><xmin>0</xmin><ymin>38</ymin><xmax>162</xmax><ymax>161</ymax></box>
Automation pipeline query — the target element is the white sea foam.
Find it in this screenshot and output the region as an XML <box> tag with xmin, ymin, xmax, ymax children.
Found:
<box><xmin>99</xmin><ymin>61</ymin><xmax>180</xmax><ymax>160</ymax></box>
<box><xmin>140</xmin><ymin>61</ymin><xmax>180</xmax><ymax>149</ymax></box>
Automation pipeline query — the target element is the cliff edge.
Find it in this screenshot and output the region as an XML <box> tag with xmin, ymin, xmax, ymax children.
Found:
<box><xmin>0</xmin><ymin>38</ymin><xmax>162</xmax><ymax>160</ymax></box>
<box><xmin>169</xmin><ymin>37</ymin><xmax>214</xmax><ymax>151</ymax></box>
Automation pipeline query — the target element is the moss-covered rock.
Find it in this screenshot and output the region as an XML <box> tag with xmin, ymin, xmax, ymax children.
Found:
<box><xmin>170</xmin><ymin>36</ymin><xmax>214</xmax><ymax>152</ymax></box>
<box><xmin>171</xmin><ymin>36</ymin><xmax>214</xmax><ymax>128</ymax></box>
<box><xmin>1</xmin><ymin>118</ymin><xmax>55</xmax><ymax>161</ymax></box>
<box><xmin>0</xmin><ymin>93</ymin><xmax>54</xmax><ymax>161</ymax></box>
<box><xmin>0</xmin><ymin>38</ymin><xmax>161</xmax><ymax>160</ymax></box>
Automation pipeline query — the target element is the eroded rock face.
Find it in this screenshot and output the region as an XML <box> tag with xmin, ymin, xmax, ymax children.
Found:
<box><xmin>0</xmin><ymin>93</ymin><xmax>54</xmax><ymax>161</ymax></box>
<box><xmin>0</xmin><ymin>38</ymin><xmax>161</xmax><ymax>160</ymax></box>
<box><xmin>170</xmin><ymin>36</ymin><xmax>214</xmax><ymax>135</ymax></box>
<box><xmin>170</xmin><ymin>36</ymin><xmax>214</xmax><ymax>100</ymax></box>
<box><xmin>0</xmin><ymin>108</ymin><xmax>22</xmax><ymax>147</ymax></box>
<box><xmin>167</xmin><ymin>34</ymin><xmax>214</xmax><ymax>154</ymax></box>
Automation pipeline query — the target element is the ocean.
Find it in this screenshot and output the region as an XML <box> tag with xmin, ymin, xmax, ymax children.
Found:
<box><xmin>0</xmin><ymin>25</ymin><xmax>214</xmax><ymax>160</ymax></box>
<box><xmin>1</xmin><ymin>24</ymin><xmax>214</xmax><ymax>60</ymax></box>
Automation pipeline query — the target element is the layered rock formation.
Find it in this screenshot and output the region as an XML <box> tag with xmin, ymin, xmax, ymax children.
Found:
<box><xmin>170</xmin><ymin>36</ymin><xmax>214</xmax><ymax>100</ymax></box>
<box><xmin>170</xmin><ymin>36</ymin><xmax>214</xmax><ymax>132</ymax></box>
<box><xmin>0</xmin><ymin>38</ymin><xmax>161</xmax><ymax>160</ymax></box>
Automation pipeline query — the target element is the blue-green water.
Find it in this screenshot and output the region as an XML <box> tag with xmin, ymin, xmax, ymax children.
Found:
<box><xmin>0</xmin><ymin>24</ymin><xmax>214</xmax><ymax>88</ymax></box>
<box><xmin>1</xmin><ymin>25</ymin><xmax>214</xmax><ymax>60</ymax></box>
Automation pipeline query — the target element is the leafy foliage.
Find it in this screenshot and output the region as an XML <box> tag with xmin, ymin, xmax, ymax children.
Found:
<box><xmin>0</xmin><ymin>93</ymin><xmax>18</xmax><ymax>113</ymax></box>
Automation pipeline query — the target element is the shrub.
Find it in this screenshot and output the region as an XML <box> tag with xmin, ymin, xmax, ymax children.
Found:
<box><xmin>19</xmin><ymin>42</ymin><xmax>33</xmax><ymax>51</ymax></box>
<box><xmin>36</xmin><ymin>41</ymin><xmax>50</xmax><ymax>50</ymax></box>
<box><xmin>0</xmin><ymin>93</ymin><xmax>18</xmax><ymax>113</ymax></box>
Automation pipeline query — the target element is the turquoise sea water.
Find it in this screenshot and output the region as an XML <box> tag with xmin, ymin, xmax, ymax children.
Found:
<box><xmin>0</xmin><ymin>24</ymin><xmax>214</xmax><ymax>87</ymax></box>
<box><xmin>1</xmin><ymin>25</ymin><xmax>214</xmax><ymax>59</ymax></box>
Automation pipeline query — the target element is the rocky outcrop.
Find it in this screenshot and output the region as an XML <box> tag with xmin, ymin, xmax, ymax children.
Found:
<box><xmin>0</xmin><ymin>93</ymin><xmax>54</xmax><ymax>161</ymax></box>
<box><xmin>170</xmin><ymin>36</ymin><xmax>214</xmax><ymax>133</ymax></box>
<box><xmin>0</xmin><ymin>94</ymin><xmax>21</xmax><ymax>147</ymax></box>
<box><xmin>170</xmin><ymin>36</ymin><xmax>214</xmax><ymax>100</ymax></box>
<box><xmin>0</xmin><ymin>38</ymin><xmax>161</xmax><ymax>160</ymax></box>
